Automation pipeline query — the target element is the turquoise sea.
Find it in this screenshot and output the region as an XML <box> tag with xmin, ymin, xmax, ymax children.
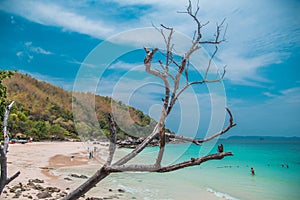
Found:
<box><xmin>104</xmin><ymin>137</ymin><xmax>300</xmax><ymax>200</ymax></box>
<box><xmin>63</xmin><ymin>138</ymin><xmax>300</xmax><ymax>199</ymax></box>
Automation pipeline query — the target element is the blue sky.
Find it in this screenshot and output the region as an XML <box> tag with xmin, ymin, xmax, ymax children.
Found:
<box><xmin>0</xmin><ymin>0</ymin><xmax>299</xmax><ymax>137</ymax></box>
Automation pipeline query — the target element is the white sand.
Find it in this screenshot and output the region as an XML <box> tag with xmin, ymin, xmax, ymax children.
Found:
<box><xmin>4</xmin><ymin>142</ymin><xmax>98</xmax><ymax>199</ymax></box>
<box><xmin>7</xmin><ymin>142</ymin><xmax>88</xmax><ymax>185</ymax></box>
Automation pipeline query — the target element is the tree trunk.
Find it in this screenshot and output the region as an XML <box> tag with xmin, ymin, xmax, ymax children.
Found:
<box><xmin>63</xmin><ymin>167</ymin><xmax>110</xmax><ymax>200</ymax></box>
<box><xmin>0</xmin><ymin>101</ymin><xmax>20</xmax><ymax>195</ymax></box>
<box><xmin>0</xmin><ymin>149</ymin><xmax>7</xmax><ymax>194</ymax></box>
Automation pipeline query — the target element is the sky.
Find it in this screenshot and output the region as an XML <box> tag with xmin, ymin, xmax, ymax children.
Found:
<box><xmin>0</xmin><ymin>0</ymin><xmax>300</xmax><ymax>138</ymax></box>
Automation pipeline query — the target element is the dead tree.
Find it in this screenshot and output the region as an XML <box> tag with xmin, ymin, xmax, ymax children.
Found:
<box><xmin>64</xmin><ymin>1</ymin><xmax>236</xmax><ymax>199</ymax></box>
<box><xmin>0</xmin><ymin>101</ymin><xmax>20</xmax><ymax>195</ymax></box>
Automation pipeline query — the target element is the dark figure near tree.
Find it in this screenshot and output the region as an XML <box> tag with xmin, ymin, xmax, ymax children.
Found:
<box><xmin>218</xmin><ymin>144</ymin><xmax>224</xmax><ymax>153</ymax></box>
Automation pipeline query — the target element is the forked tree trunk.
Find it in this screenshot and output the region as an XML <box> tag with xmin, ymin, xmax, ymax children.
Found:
<box><xmin>0</xmin><ymin>101</ymin><xmax>20</xmax><ymax>195</ymax></box>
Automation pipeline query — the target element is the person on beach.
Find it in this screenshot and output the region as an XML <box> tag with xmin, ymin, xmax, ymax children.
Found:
<box><xmin>251</xmin><ymin>167</ymin><xmax>255</xmax><ymax>175</ymax></box>
<box><xmin>89</xmin><ymin>151</ymin><xmax>93</xmax><ymax>159</ymax></box>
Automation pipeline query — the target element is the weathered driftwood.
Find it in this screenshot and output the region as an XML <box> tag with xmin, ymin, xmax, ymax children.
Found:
<box><xmin>64</xmin><ymin>1</ymin><xmax>235</xmax><ymax>199</ymax></box>
<box><xmin>0</xmin><ymin>101</ymin><xmax>20</xmax><ymax>195</ymax></box>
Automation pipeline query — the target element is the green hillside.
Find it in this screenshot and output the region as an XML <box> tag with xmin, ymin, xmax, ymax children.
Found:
<box><xmin>3</xmin><ymin>73</ymin><xmax>160</xmax><ymax>141</ymax></box>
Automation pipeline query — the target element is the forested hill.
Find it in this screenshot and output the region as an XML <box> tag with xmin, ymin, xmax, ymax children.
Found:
<box><xmin>3</xmin><ymin>73</ymin><xmax>159</xmax><ymax>141</ymax></box>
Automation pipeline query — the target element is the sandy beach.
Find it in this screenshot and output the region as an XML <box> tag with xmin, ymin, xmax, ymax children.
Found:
<box><xmin>4</xmin><ymin>141</ymin><xmax>110</xmax><ymax>199</ymax></box>
<box><xmin>2</xmin><ymin>141</ymin><xmax>225</xmax><ymax>200</ymax></box>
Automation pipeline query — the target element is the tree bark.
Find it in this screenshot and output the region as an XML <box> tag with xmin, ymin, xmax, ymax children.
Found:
<box><xmin>0</xmin><ymin>101</ymin><xmax>20</xmax><ymax>195</ymax></box>
<box><xmin>63</xmin><ymin>167</ymin><xmax>110</xmax><ymax>200</ymax></box>
<box><xmin>0</xmin><ymin>147</ymin><xmax>8</xmax><ymax>193</ymax></box>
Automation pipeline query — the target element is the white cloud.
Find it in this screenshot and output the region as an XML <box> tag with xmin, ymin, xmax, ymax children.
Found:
<box><xmin>16</xmin><ymin>51</ymin><xmax>23</xmax><ymax>57</ymax></box>
<box><xmin>276</xmin><ymin>87</ymin><xmax>300</xmax><ymax>104</ymax></box>
<box><xmin>16</xmin><ymin>50</ymin><xmax>33</xmax><ymax>62</ymax></box>
<box><xmin>263</xmin><ymin>92</ymin><xmax>277</xmax><ymax>98</ymax></box>
<box><xmin>24</xmin><ymin>42</ymin><xmax>32</xmax><ymax>46</ymax></box>
<box><xmin>10</xmin><ymin>15</ymin><xmax>16</xmax><ymax>24</ymax></box>
<box><xmin>232</xmin><ymin>87</ymin><xmax>300</xmax><ymax>136</ymax></box>
<box><xmin>261</xmin><ymin>87</ymin><xmax>300</xmax><ymax>105</ymax></box>
<box><xmin>109</xmin><ymin>61</ymin><xmax>145</xmax><ymax>72</ymax></box>
<box><xmin>24</xmin><ymin>41</ymin><xmax>53</xmax><ymax>55</ymax></box>
<box><xmin>2</xmin><ymin>0</ymin><xmax>299</xmax><ymax>85</ymax></box>
<box><xmin>217</xmin><ymin>50</ymin><xmax>287</xmax><ymax>85</ymax></box>
<box><xmin>0</xmin><ymin>0</ymin><xmax>114</xmax><ymax>38</ymax></box>
<box><xmin>30</xmin><ymin>46</ymin><xmax>52</xmax><ymax>55</ymax></box>
<box><xmin>15</xmin><ymin>41</ymin><xmax>53</xmax><ymax>62</ymax></box>
<box><xmin>223</xmin><ymin>86</ymin><xmax>300</xmax><ymax>137</ymax></box>
<box><xmin>108</xmin><ymin>0</ymin><xmax>299</xmax><ymax>86</ymax></box>
<box><xmin>68</xmin><ymin>60</ymin><xmax>99</xmax><ymax>69</ymax></box>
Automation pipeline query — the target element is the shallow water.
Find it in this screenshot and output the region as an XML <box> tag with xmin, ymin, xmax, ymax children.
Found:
<box><xmin>151</xmin><ymin>138</ymin><xmax>300</xmax><ymax>200</ymax></box>
<box><xmin>59</xmin><ymin>138</ymin><xmax>300</xmax><ymax>200</ymax></box>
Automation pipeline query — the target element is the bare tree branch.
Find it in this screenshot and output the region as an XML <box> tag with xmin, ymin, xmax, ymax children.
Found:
<box><xmin>196</xmin><ymin>108</ymin><xmax>236</xmax><ymax>143</ymax></box>
<box><xmin>155</xmin><ymin>125</ymin><xmax>166</xmax><ymax>167</ymax></box>
<box><xmin>204</xmin><ymin>45</ymin><xmax>218</xmax><ymax>80</ymax></box>
<box><xmin>106</xmin><ymin>114</ymin><xmax>117</xmax><ymax>166</ymax></box>
<box><xmin>165</xmin><ymin>133</ymin><xmax>200</xmax><ymax>145</ymax></box>
<box><xmin>198</xmin><ymin>18</ymin><xmax>227</xmax><ymax>44</ymax></box>
<box><xmin>144</xmin><ymin>47</ymin><xmax>171</xmax><ymax>111</ymax></box>
<box><xmin>3</xmin><ymin>101</ymin><xmax>14</xmax><ymax>153</ymax></box>
<box><xmin>112</xmin><ymin>47</ymin><xmax>171</xmax><ymax>166</ymax></box>
<box><xmin>107</xmin><ymin>164</ymin><xmax>157</xmax><ymax>173</ymax></box>
<box><xmin>155</xmin><ymin>152</ymin><xmax>233</xmax><ymax>173</ymax></box>
<box><xmin>5</xmin><ymin>171</ymin><xmax>21</xmax><ymax>185</ymax></box>
<box><xmin>107</xmin><ymin>152</ymin><xmax>233</xmax><ymax>173</ymax></box>
<box><xmin>166</xmin><ymin>108</ymin><xmax>236</xmax><ymax>145</ymax></box>
<box><xmin>159</xmin><ymin>24</ymin><xmax>174</xmax><ymax>72</ymax></box>
<box><xmin>113</xmin><ymin>124</ymin><xmax>161</xmax><ymax>166</ymax></box>
<box><xmin>63</xmin><ymin>167</ymin><xmax>110</xmax><ymax>200</ymax></box>
<box><xmin>165</xmin><ymin>2</ymin><xmax>228</xmax><ymax>115</ymax></box>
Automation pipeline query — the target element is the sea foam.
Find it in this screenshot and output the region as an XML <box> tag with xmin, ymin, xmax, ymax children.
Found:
<box><xmin>206</xmin><ymin>188</ymin><xmax>239</xmax><ymax>200</ymax></box>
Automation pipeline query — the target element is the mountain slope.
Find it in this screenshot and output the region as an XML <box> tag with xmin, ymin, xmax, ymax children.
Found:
<box><xmin>3</xmin><ymin>73</ymin><xmax>158</xmax><ymax>141</ymax></box>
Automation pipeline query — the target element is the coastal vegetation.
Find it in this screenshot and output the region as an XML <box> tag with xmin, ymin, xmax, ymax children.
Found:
<box><xmin>0</xmin><ymin>70</ymin><xmax>14</xmax><ymax>131</ymax></box>
<box><xmin>3</xmin><ymin>72</ymin><xmax>163</xmax><ymax>141</ymax></box>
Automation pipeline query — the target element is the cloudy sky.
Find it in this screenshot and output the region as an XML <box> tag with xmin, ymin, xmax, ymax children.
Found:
<box><xmin>0</xmin><ymin>0</ymin><xmax>299</xmax><ymax>137</ymax></box>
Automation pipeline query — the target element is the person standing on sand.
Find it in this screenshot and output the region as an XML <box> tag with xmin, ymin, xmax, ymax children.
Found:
<box><xmin>251</xmin><ymin>167</ymin><xmax>255</xmax><ymax>175</ymax></box>
<box><xmin>89</xmin><ymin>151</ymin><xmax>93</xmax><ymax>159</ymax></box>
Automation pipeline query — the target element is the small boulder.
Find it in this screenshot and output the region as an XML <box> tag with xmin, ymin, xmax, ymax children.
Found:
<box><xmin>12</xmin><ymin>191</ymin><xmax>22</xmax><ymax>198</ymax></box>
<box><xmin>30</xmin><ymin>179</ymin><xmax>44</xmax><ymax>184</ymax></box>
<box><xmin>64</xmin><ymin>177</ymin><xmax>72</xmax><ymax>181</ymax></box>
<box><xmin>118</xmin><ymin>189</ymin><xmax>125</xmax><ymax>193</ymax></box>
<box><xmin>70</xmin><ymin>173</ymin><xmax>88</xmax><ymax>179</ymax></box>
<box><xmin>36</xmin><ymin>191</ymin><xmax>52</xmax><ymax>199</ymax></box>
<box><xmin>45</xmin><ymin>186</ymin><xmax>60</xmax><ymax>193</ymax></box>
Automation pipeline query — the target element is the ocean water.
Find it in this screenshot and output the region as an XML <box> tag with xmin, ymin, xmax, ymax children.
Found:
<box><xmin>112</xmin><ymin>138</ymin><xmax>300</xmax><ymax>200</ymax></box>
<box><xmin>60</xmin><ymin>138</ymin><xmax>300</xmax><ymax>200</ymax></box>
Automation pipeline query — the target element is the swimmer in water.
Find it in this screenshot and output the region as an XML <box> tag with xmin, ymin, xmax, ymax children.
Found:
<box><xmin>251</xmin><ymin>167</ymin><xmax>255</xmax><ymax>175</ymax></box>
